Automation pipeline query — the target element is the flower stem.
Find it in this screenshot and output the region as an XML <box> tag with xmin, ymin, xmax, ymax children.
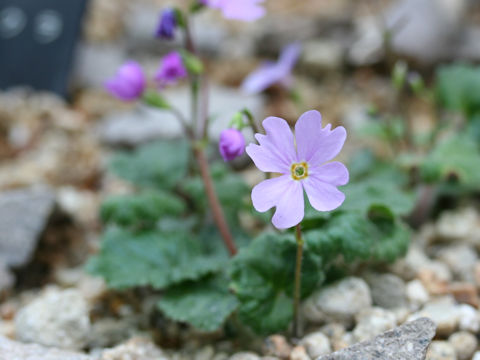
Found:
<box><xmin>293</xmin><ymin>223</ymin><xmax>304</xmax><ymax>338</ymax></box>
<box><xmin>194</xmin><ymin>146</ymin><xmax>238</xmax><ymax>256</ymax></box>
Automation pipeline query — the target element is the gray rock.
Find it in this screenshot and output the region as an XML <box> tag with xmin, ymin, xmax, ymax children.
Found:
<box><xmin>303</xmin><ymin>277</ymin><xmax>372</xmax><ymax>326</ymax></box>
<box><xmin>425</xmin><ymin>341</ymin><xmax>457</xmax><ymax>360</ymax></box>
<box><xmin>0</xmin><ymin>336</ymin><xmax>92</xmax><ymax>360</ymax></box>
<box><xmin>15</xmin><ymin>288</ymin><xmax>90</xmax><ymax>350</ymax></box>
<box><xmin>349</xmin><ymin>0</ymin><xmax>467</xmax><ymax>64</ymax></box>
<box><xmin>99</xmin><ymin>86</ymin><xmax>264</xmax><ymax>147</ymax></box>
<box><xmin>365</xmin><ymin>273</ymin><xmax>407</xmax><ymax>309</ymax></box>
<box><xmin>0</xmin><ymin>186</ymin><xmax>56</xmax><ymax>267</ymax></box>
<box><xmin>316</xmin><ymin>318</ymin><xmax>436</xmax><ymax>360</ymax></box>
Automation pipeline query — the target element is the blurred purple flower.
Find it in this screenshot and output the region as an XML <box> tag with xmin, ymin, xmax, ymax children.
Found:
<box><xmin>105</xmin><ymin>61</ymin><xmax>146</xmax><ymax>101</ymax></box>
<box><xmin>155</xmin><ymin>8</ymin><xmax>177</xmax><ymax>39</ymax></box>
<box><xmin>219</xmin><ymin>128</ymin><xmax>245</xmax><ymax>161</ymax></box>
<box><xmin>155</xmin><ymin>52</ymin><xmax>188</xmax><ymax>87</ymax></box>
<box><xmin>242</xmin><ymin>43</ymin><xmax>301</xmax><ymax>94</ymax></box>
<box><xmin>204</xmin><ymin>0</ymin><xmax>265</xmax><ymax>22</ymax></box>
<box><xmin>246</xmin><ymin>110</ymin><xmax>348</xmax><ymax>229</ymax></box>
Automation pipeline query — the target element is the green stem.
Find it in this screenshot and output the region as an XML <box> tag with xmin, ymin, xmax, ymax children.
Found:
<box><xmin>293</xmin><ymin>223</ymin><xmax>304</xmax><ymax>338</ymax></box>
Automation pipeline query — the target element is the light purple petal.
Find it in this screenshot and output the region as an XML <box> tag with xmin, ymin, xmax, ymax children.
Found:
<box><xmin>309</xmin><ymin>162</ymin><xmax>349</xmax><ymax>186</ymax></box>
<box><xmin>302</xmin><ymin>175</ymin><xmax>346</xmax><ymax>212</ymax></box>
<box><xmin>251</xmin><ymin>175</ymin><xmax>292</xmax><ymax>212</ymax></box>
<box><xmin>241</xmin><ymin>63</ymin><xmax>284</xmax><ymax>94</ymax></box>
<box><xmin>278</xmin><ymin>42</ymin><xmax>302</xmax><ymax>71</ymax></box>
<box><xmin>295</xmin><ymin>110</ymin><xmax>347</xmax><ymax>165</ymax></box>
<box><xmin>246</xmin><ymin>116</ymin><xmax>297</xmax><ymax>173</ymax></box>
<box><xmin>252</xmin><ymin>175</ymin><xmax>304</xmax><ymax>229</ymax></box>
<box><xmin>271</xmin><ymin>179</ymin><xmax>304</xmax><ymax>229</ymax></box>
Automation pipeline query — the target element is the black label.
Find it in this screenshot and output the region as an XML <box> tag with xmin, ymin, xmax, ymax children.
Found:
<box><xmin>0</xmin><ymin>0</ymin><xmax>87</xmax><ymax>96</ymax></box>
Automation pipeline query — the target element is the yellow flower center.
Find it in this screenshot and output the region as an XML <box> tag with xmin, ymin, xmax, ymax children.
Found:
<box><xmin>291</xmin><ymin>162</ymin><xmax>309</xmax><ymax>180</ymax></box>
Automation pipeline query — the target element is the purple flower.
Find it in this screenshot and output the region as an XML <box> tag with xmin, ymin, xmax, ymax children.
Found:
<box><xmin>246</xmin><ymin>110</ymin><xmax>349</xmax><ymax>229</ymax></box>
<box><xmin>219</xmin><ymin>129</ymin><xmax>245</xmax><ymax>161</ymax></box>
<box><xmin>242</xmin><ymin>43</ymin><xmax>301</xmax><ymax>94</ymax></box>
<box><xmin>155</xmin><ymin>52</ymin><xmax>188</xmax><ymax>87</ymax></box>
<box><xmin>105</xmin><ymin>61</ymin><xmax>146</xmax><ymax>101</ymax></box>
<box><xmin>204</xmin><ymin>0</ymin><xmax>265</xmax><ymax>22</ymax></box>
<box><xmin>155</xmin><ymin>8</ymin><xmax>177</xmax><ymax>39</ymax></box>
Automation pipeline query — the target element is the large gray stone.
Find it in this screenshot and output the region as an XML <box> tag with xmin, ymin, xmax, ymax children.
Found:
<box><xmin>0</xmin><ymin>186</ymin><xmax>56</xmax><ymax>267</ymax></box>
<box><xmin>316</xmin><ymin>318</ymin><xmax>436</xmax><ymax>360</ymax></box>
<box><xmin>0</xmin><ymin>336</ymin><xmax>92</xmax><ymax>360</ymax></box>
<box><xmin>99</xmin><ymin>85</ymin><xmax>264</xmax><ymax>147</ymax></box>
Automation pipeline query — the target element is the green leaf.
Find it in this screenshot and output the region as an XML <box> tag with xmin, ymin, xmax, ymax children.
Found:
<box><xmin>109</xmin><ymin>140</ymin><xmax>189</xmax><ymax>188</ymax></box>
<box><xmin>421</xmin><ymin>135</ymin><xmax>480</xmax><ymax>187</ymax></box>
<box><xmin>143</xmin><ymin>90</ymin><xmax>171</xmax><ymax>109</ymax></box>
<box><xmin>305</xmin><ymin>211</ymin><xmax>411</xmax><ymax>265</ymax></box>
<box><xmin>341</xmin><ymin>180</ymin><xmax>415</xmax><ymax>217</ymax></box>
<box><xmin>229</xmin><ymin>233</ymin><xmax>323</xmax><ymax>334</ymax></box>
<box><xmin>179</xmin><ymin>50</ymin><xmax>204</xmax><ymax>75</ymax></box>
<box><xmin>87</xmin><ymin>227</ymin><xmax>224</xmax><ymax>290</ymax></box>
<box><xmin>158</xmin><ymin>276</ymin><xmax>238</xmax><ymax>332</ymax></box>
<box><xmin>100</xmin><ymin>191</ymin><xmax>185</xmax><ymax>229</ymax></box>
<box><xmin>436</xmin><ymin>64</ymin><xmax>480</xmax><ymax>117</ymax></box>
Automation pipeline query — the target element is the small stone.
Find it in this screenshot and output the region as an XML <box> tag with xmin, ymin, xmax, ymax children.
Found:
<box><xmin>0</xmin><ymin>186</ymin><xmax>55</xmax><ymax>267</ymax></box>
<box><xmin>417</xmin><ymin>266</ymin><xmax>450</xmax><ymax>296</ymax></box>
<box><xmin>99</xmin><ymin>337</ymin><xmax>168</xmax><ymax>360</ymax></box>
<box><xmin>300</xmin><ymin>332</ymin><xmax>331</xmax><ymax>358</ymax></box>
<box><xmin>408</xmin><ymin>297</ymin><xmax>459</xmax><ymax>336</ymax></box>
<box><xmin>262</xmin><ymin>335</ymin><xmax>291</xmax><ymax>359</ymax></box>
<box><xmin>448</xmin><ymin>331</ymin><xmax>477</xmax><ymax>360</ymax></box>
<box><xmin>353</xmin><ymin>308</ymin><xmax>397</xmax><ymax>342</ymax></box>
<box><xmin>406</xmin><ymin>280</ymin><xmax>430</xmax><ymax>309</ymax></box>
<box><xmin>229</xmin><ymin>352</ymin><xmax>261</xmax><ymax>360</ymax></box>
<box><xmin>436</xmin><ymin>207</ymin><xmax>478</xmax><ymax>241</ymax></box>
<box><xmin>390</xmin><ymin>245</ymin><xmax>431</xmax><ymax>281</ymax></box>
<box><xmin>426</xmin><ymin>341</ymin><xmax>457</xmax><ymax>360</ymax></box>
<box><xmin>364</xmin><ymin>273</ymin><xmax>407</xmax><ymax>309</ymax></box>
<box><xmin>447</xmin><ymin>282</ymin><xmax>479</xmax><ymax>307</ymax></box>
<box><xmin>15</xmin><ymin>288</ymin><xmax>90</xmax><ymax>350</ymax></box>
<box><xmin>316</xmin><ymin>318</ymin><xmax>436</xmax><ymax>360</ymax></box>
<box><xmin>437</xmin><ymin>244</ymin><xmax>477</xmax><ymax>282</ymax></box>
<box><xmin>457</xmin><ymin>304</ymin><xmax>480</xmax><ymax>332</ymax></box>
<box><xmin>195</xmin><ymin>346</ymin><xmax>215</xmax><ymax>360</ymax></box>
<box><xmin>213</xmin><ymin>354</ymin><xmax>229</xmax><ymax>360</ymax></box>
<box><xmin>303</xmin><ymin>277</ymin><xmax>372</xmax><ymax>326</ymax></box>
<box><xmin>290</xmin><ymin>346</ymin><xmax>311</xmax><ymax>360</ymax></box>
<box><xmin>0</xmin><ymin>335</ymin><xmax>92</xmax><ymax>360</ymax></box>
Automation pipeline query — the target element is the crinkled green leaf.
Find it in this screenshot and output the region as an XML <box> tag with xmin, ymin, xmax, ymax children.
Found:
<box><xmin>305</xmin><ymin>211</ymin><xmax>410</xmax><ymax>264</ymax></box>
<box><xmin>100</xmin><ymin>191</ymin><xmax>185</xmax><ymax>229</ymax></box>
<box><xmin>109</xmin><ymin>140</ymin><xmax>189</xmax><ymax>188</ymax></box>
<box><xmin>229</xmin><ymin>233</ymin><xmax>323</xmax><ymax>334</ymax></box>
<box><xmin>87</xmin><ymin>227</ymin><xmax>224</xmax><ymax>289</ymax></box>
<box><xmin>341</xmin><ymin>180</ymin><xmax>415</xmax><ymax>217</ymax></box>
<box><xmin>158</xmin><ymin>276</ymin><xmax>238</xmax><ymax>332</ymax></box>
<box><xmin>421</xmin><ymin>135</ymin><xmax>480</xmax><ymax>187</ymax></box>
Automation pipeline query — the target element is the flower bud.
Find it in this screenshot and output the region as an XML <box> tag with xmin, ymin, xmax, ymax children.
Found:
<box><xmin>105</xmin><ymin>61</ymin><xmax>146</xmax><ymax>101</ymax></box>
<box><xmin>155</xmin><ymin>8</ymin><xmax>177</xmax><ymax>39</ymax></box>
<box><xmin>219</xmin><ymin>129</ymin><xmax>245</xmax><ymax>162</ymax></box>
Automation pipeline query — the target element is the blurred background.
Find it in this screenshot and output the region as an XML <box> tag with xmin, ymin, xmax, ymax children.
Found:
<box><xmin>1</xmin><ymin>0</ymin><xmax>480</xmax><ymax>356</ymax></box>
